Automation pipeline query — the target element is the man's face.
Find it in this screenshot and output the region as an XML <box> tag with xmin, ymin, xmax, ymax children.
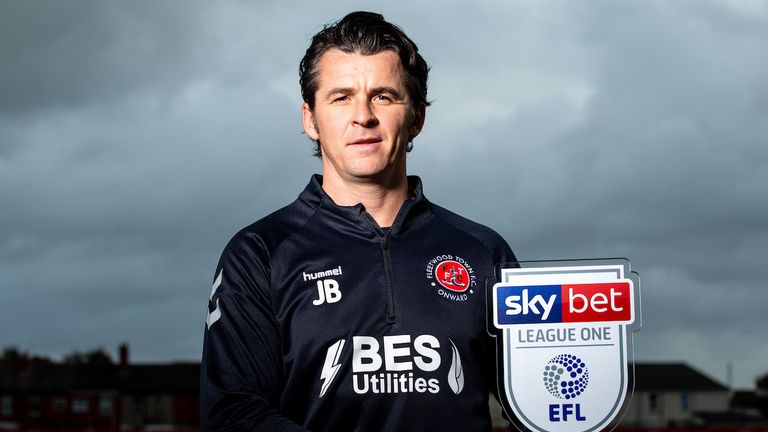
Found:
<box><xmin>302</xmin><ymin>49</ymin><xmax>424</xmax><ymax>185</ymax></box>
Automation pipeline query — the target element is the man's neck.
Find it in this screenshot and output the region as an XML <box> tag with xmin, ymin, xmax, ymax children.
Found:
<box><xmin>321</xmin><ymin>173</ymin><xmax>409</xmax><ymax>229</ymax></box>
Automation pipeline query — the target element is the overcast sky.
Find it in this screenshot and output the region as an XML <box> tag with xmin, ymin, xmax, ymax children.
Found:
<box><xmin>1</xmin><ymin>0</ymin><xmax>767</xmax><ymax>389</ymax></box>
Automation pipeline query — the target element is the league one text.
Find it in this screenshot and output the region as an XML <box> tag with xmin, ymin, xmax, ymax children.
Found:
<box><xmin>492</xmin><ymin>261</ymin><xmax>641</xmax><ymax>432</ymax></box>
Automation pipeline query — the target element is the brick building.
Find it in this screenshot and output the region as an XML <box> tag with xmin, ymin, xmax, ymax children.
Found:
<box><xmin>623</xmin><ymin>362</ymin><xmax>740</xmax><ymax>428</ymax></box>
<box><xmin>2</xmin><ymin>346</ymin><xmax>766</xmax><ymax>430</ymax></box>
<box><xmin>0</xmin><ymin>345</ymin><xmax>198</xmax><ymax>430</ymax></box>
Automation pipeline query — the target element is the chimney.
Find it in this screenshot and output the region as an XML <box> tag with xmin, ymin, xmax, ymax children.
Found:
<box><xmin>18</xmin><ymin>352</ymin><xmax>30</xmax><ymax>374</ymax></box>
<box><xmin>119</xmin><ymin>343</ymin><xmax>129</xmax><ymax>372</ymax></box>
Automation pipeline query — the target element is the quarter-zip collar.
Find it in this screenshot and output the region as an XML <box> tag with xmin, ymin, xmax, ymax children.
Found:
<box><xmin>297</xmin><ymin>174</ymin><xmax>431</xmax><ymax>238</ymax></box>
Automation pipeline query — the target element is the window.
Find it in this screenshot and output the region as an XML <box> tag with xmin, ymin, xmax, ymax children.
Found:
<box><xmin>1</xmin><ymin>396</ymin><xmax>12</xmax><ymax>417</ymax></box>
<box><xmin>649</xmin><ymin>393</ymin><xmax>658</xmax><ymax>411</ymax></box>
<box><xmin>99</xmin><ymin>396</ymin><xmax>113</xmax><ymax>416</ymax></box>
<box><xmin>72</xmin><ymin>398</ymin><xmax>89</xmax><ymax>414</ymax></box>
<box><xmin>154</xmin><ymin>397</ymin><xmax>164</xmax><ymax>418</ymax></box>
<box><xmin>133</xmin><ymin>396</ymin><xmax>145</xmax><ymax>416</ymax></box>
<box><xmin>681</xmin><ymin>392</ymin><xmax>689</xmax><ymax>411</ymax></box>
<box><xmin>29</xmin><ymin>396</ymin><xmax>41</xmax><ymax>417</ymax></box>
<box><xmin>53</xmin><ymin>398</ymin><xmax>67</xmax><ymax>413</ymax></box>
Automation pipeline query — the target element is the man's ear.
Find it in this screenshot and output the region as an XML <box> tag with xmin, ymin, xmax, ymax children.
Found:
<box><xmin>302</xmin><ymin>102</ymin><xmax>320</xmax><ymax>141</ymax></box>
<box><xmin>409</xmin><ymin>103</ymin><xmax>426</xmax><ymax>140</ymax></box>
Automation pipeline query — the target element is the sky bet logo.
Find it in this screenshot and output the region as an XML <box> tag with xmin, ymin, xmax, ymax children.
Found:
<box><xmin>494</xmin><ymin>281</ymin><xmax>634</xmax><ymax>326</ymax></box>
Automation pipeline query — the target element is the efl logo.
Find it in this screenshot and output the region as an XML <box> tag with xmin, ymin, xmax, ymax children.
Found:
<box><xmin>494</xmin><ymin>281</ymin><xmax>634</xmax><ymax>326</ymax></box>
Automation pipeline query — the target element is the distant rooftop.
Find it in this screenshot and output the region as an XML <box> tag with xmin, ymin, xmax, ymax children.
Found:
<box><xmin>632</xmin><ymin>362</ymin><xmax>728</xmax><ymax>392</ymax></box>
<box><xmin>0</xmin><ymin>362</ymin><xmax>200</xmax><ymax>394</ymax></box>
<box><xmin>0</xmin><ymin>349</ymin><xmax>737</xmax><ymax>396</ymax></box>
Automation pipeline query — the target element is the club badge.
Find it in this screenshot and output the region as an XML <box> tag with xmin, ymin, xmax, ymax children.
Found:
<box><xmin>425</xmin><ymin>254</ymin><xmax>477</xmax><ymax>302</ymax></box>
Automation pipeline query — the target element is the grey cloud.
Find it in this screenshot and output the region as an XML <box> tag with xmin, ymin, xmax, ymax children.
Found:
<box><xmin>1</xmin><ymin>0</ymin><xmax>766</xmax><ymax>389</ymax></box>
<box><xmin>408</xmin><ymin>0</ymin><xmax>768</xmax><ymax>386</ymax></box>
<box><xmin>0</xmin><ymin>1</ymin><xmax>220</xmax><ymax>114</ymax></box>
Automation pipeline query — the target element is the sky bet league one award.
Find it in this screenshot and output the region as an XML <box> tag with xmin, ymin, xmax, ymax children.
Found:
<box><xmin>490</xmin><ymin>259</ymin><xmax>642</xmax><ymax>432</ymax></box>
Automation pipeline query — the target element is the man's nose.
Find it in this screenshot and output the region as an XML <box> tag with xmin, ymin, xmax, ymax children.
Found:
<box><xmin>353</xmin><ymin>99</ymin><xmax>378</xmax><ymax>127</ymax></box>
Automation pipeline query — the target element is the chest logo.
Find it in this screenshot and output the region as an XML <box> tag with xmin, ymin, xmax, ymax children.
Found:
<box><xmin>305</xmin><ymin>266</ymin><xmax>343</xmax><ymax>306</ymax></box>
<box><xmin>425</xmin><ymin>254</ymin><xmax>477</xmax><ymax>302</ymax></box>
<box><xmin>318</xmin><ymin>334</ymin><xmax>459</xmax><ymax>398</ymax></box>
<box><xmin>435</xmin><ymin>260</ymin><xmax>470</xmax><ymax>292</ymax></box>
<box><xmin>313</xmin><ymin>279</ymin><xmax>342</xmax><ymax>305</ymax></box>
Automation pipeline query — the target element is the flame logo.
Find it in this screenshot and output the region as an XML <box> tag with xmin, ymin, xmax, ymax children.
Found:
<box><xmin>447</xmin><ymin>339</ymin><xmax>464</xmax><ymax>394</ymax></box>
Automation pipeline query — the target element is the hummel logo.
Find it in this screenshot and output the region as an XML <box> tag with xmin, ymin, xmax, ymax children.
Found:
<box><xmin>206</xmin><ymin>269</ymin><xmax>223</xmax><ymax>329</ymax></box>
<box><xmin>303</xmin><ymin>265</ymin><xmax>343</xmax><ymax>281</ymax></box>
<box><xmin>319</xmin><ymin>339</ymin><xmax>345</xmax><ymax>397</ymax></box>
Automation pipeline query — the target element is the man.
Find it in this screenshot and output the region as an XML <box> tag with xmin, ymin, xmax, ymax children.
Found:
<box><xmin>201</xmin><ymin>11</ymin><xmax>516</xmax><ymax>431</ymax></box>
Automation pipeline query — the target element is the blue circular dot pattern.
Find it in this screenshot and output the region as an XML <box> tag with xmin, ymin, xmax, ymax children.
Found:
<box><xmin>542</xmin><ymin>354</ymin><xmax>589</xmax><ymax>400</ymax></box>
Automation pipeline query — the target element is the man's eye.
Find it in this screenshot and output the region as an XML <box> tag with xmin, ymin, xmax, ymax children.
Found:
<box><xmin>332</xmin><ymin>95</ymin><xmax>349</xmax><ymax>103</ymax></box>
<box><xmin>373</xmin><ymin>94</ymin><xmax>392</xmax><ymax>103</ymax></box>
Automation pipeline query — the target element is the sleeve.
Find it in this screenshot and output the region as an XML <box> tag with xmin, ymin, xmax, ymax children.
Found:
<box><xmin>498</xmin><ymin>240</ymin><xmax>517</xmax><ymax>269</ymax></box>
<box><xmin>487</xmin><ymin>236</ymin><xmax>522</xmax><ymax>427</ymax></box>
<box><xmin>486</xmin><ymin>233</ymin><xmax>518</xmax><ymax>336</ymax></box>
<box><xmin>200</xmin><ymin>234</ymin><xmax>309</xmax><ymax>432</ymax></box>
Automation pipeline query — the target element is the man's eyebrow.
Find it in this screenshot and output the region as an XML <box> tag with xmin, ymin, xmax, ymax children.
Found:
<box><xmin>322</xmin><ymin>86</ymin><xmax>405</xmax><ymax>100</ymax></box>
<box><xmin>323</xmin><ymin>87</ymin><xmax>355</xmax><ymax>98</ymax></box>
<box><xmin>372</xmin><ymin>87</ymin><xmax>404</xmax><ymax>98</ymax></box>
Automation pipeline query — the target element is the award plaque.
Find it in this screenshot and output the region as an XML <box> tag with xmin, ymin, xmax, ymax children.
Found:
<box><xmin>490</xmin><ymin>259</ymin><xmax>642</xmax><ymax>432</ymax></box>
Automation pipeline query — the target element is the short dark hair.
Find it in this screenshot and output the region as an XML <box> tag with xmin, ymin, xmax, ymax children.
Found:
<box><xmin>299</xmin><ymin>11</ymin><xmax>430</xmax><ymax>156</ymax></box>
